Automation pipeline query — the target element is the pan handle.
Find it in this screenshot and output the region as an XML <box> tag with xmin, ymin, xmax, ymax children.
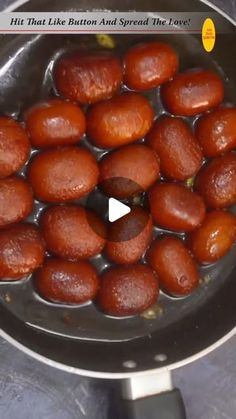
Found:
<box><xmin>117</xmin><ymin>371</ymin><xmax>186</xmax><ymax>419</ymax></box>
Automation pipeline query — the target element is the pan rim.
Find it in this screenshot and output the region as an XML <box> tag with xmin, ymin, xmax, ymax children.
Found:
<box><xmin>0</xmin><ymin>326</ymin><xmax>235</xmax><ymax>378</ymax></box>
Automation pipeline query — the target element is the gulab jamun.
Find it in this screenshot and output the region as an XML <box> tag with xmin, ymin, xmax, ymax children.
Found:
<box><xmin>0</xmin><ymin>176</ymin><xmax>33</xmax><ymax>228</ymax></box>
<box><xmin>195</xmin><ymin>107</ymin><xmax>236</xmax><ymax>157</ymax></box>
<box><xmin>28</xmin><ymin>146</ymin><xmax>99</xmax><ymax>203</ymax></box>
<box><xmin>34</xmin><ymin>258</ymin><xmax>99</xmax><ymax>304</ymax></box>
<box><xmin>148</xmin><ymin>236</ymin><xmax>199</xmax><ymax>296</ymax></box>
<box><xmin>161</xmin><ymin>69</ymin><xmax>224</xmax><ymax>116</ymax></box>
<box><xmin>195</xmin><ymin>152</ymin><xmax>236</xmax><ymax>209</ymax></box>
<box><xmin>99</xmin><ymin>144</ymin><xmax>160</xmax><ymax>198</ymax></box>
<box><xmin>187</xmin><ymin>210</ymin><xmax>236</xmax><ymax>264</ymax></box>
<box><xmin>106</xmin><ymin>207</ymin><xmax>153</xmax><ymax>264</ymax></box>
<box><xmin>53</xmin><ymin>51</ymin><xmax>122</xmax><ymax>104</ymax></box>
<box><xmin>0</xmin><ymin>223</ymin><xmax>45</xmax><ymax>280</ymax></box>
<box><xmin>0</xmin><ymin>117</ymin><xmax>30</xmax><ymax>178</ymax></box>
<box><xmin>149</xmin><ymin>182</ymin><xmax>206</xmax><ymax>232</ymax></box>
<box><xmin>86</xmin><ymin>92</ymin><xmax>154</xmax><ymax>149</ymax></box>
<box><xmin>97</xmin><ymin>264</ymin><xmax>159</xmax><ymax>317</ymax></box>
<box><xmin>146</xmin><ymin>115</ymin><xmax>203</xmax><ymax>180</ymax></box>
<box><xmin>25</xmin><ymin>99</ymin><xmax>86</xmax><ymax>148</ymax></box>
<box><xmin>40</xmin><ymin>205</ymin><xmax>106</xmax><ymax>260</ymax></box>
<box><xmin>123</xmin><ymin>41</ymin><xmax>178</xmax><ymax>90</ymax></box>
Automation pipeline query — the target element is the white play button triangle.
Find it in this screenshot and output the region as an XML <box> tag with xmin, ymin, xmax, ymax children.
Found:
<box><xmin>108</xmin><ymin>198</ymin><xmax>131</xmax><ymax>223</ymax></box>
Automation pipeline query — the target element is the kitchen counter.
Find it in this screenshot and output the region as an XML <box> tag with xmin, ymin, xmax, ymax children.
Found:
<box><xmin>0</xmin><ymin>1</ymin><xmax>235</xmax><ymax>418</ymax></box>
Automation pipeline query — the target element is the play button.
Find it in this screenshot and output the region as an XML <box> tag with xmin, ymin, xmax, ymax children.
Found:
<box><xmin>86</xmin><ymin>177</ymin><xmax>149</xmax><ymax>242</ymax></box>
<box><xmin>108</xmin><ymin>198</ymin><xmax>131</xmax><ymax>222</ymax></box>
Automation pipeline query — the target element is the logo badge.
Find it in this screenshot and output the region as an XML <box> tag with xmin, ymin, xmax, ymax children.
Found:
<box><xmin>202</xmin><ymin>18</ymin><xmax>216</xmax><ymax>52</ymax></box>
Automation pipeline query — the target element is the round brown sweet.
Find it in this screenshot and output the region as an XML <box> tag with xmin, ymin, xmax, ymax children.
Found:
<box><xmin>86</xmin><ymin>92</ymin><xmax>154</xmax><ymax>149</ymax></box>
<box><xmin>105</xmin><ymin>207</ymin><xmax>153</xmax><ymax>264</ymax></box>
<box><xmin>0</xmin><ymin>176</ymin><xmax>33</xmax><ymax>228</ymax></box>
<box><xmin>99</xmin><ymin>144</ymin><xmax>160</xmax><ymax>198</ymax></box>
<box><xmin>123</xmin><ymin>41</ymin><xmax>178</xmax><ymax>90</ymax></box>
<box><xmin>53</xmin><ymin>51</ymin><xmax>122</xmax><ymax>104</ymax></box>
<box><xmin>40</xmin><ymin>205</ymin><xmax>106</xmax><ymax>260</ymax></box>
<box><xmin>146</xmin><ymin>115</ymin><xmax>203</xmax><ymax>180</ymax></box>
<box><xmin>195</xmin><ymin>152</ymin><xmax>236</xmax><ymax>209</ymax></box>
<box><xmin>195</xmin><ymin>107</ymin><xmax>236</xmax><ymax>157</ymax></box>
<box><xmin>25</xmin><ymin>99</ymin><xmax>86</xmax><ymax>148</ymax></box>
<box><xmin>147</xmin><ymin>236</ymin><xmax>199</xmax><ymax>296</ymax></box>
<box><xmin>149</xmin><ymin>182</ymin><xmax>206</xmax><ymax>232</ymax></box>
<box><xmin>97</xmin><ymin>264</ymin><xmax>159</xmax><ymax>317</ymax></box>
<box><xmin>161</xmin><ymin>69</ymin><xmax>224</xmax><ymax>116</ymax></box>
<box><xmin>28</xmin><ymin>146</ymin><xmax>99</xmax><ymax>203</ymax></box>
<box><xmin>34</xmin><ymin>258</ymin><xmax>99</xmax><ymax>304</ymax></box>
<box><xmin>0</xmin><ymin>223</ymin><xmax>45</xmax><ymax>280</ymax></box>
<box><xmin>187</xmin><ymin>211</ymin><xmax>236</xmax><ymax>264</ymax></box>
<box><xmin>0</xmin><ymin>117</ymin><xmax>30</xmax><ymax>178</ymax></box>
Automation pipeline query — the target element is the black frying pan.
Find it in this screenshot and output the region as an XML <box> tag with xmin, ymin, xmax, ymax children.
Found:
<box><xmin>0</xmin><ymin>1</ymin><xmax>235</xmax><ymax>418</ymax></box>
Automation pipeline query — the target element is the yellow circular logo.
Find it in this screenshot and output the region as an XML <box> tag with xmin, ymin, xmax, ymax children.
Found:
<box><xmin>202</xmin><ymin>18</ymin><xmax>216</xmax><ymax>52</ymax></box>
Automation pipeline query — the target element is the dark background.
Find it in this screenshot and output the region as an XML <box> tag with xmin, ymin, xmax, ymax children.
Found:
<box><xmin>0</xmin><ymin>1</ymin><xmax>236</xmax><ymax>418</ymax></box>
